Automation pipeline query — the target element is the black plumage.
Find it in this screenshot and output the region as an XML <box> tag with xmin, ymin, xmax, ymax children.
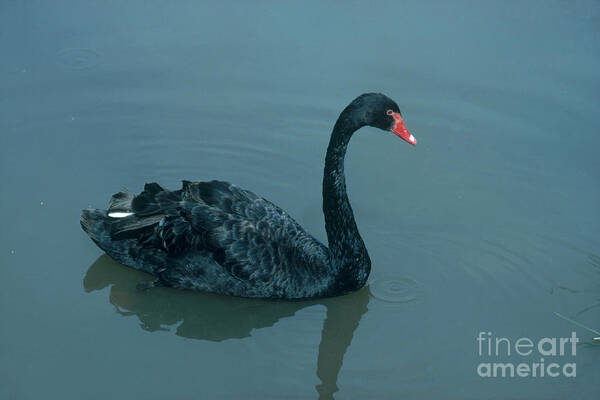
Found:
<box><xmin>81</xmin><ymin>93</ymin><xmax>412</xmax><ymax>299</ymax></box>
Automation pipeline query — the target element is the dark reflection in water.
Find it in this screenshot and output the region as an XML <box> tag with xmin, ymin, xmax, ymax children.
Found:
<box><xmin>84</xmin><ymin>255</ymin><xmax>370</xmax><ymax>399</ymax></box>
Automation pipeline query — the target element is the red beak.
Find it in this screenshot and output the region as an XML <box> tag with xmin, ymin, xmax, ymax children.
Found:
<box><xmin>390</xmin><ymin>112</ymin><xmax>416</xmax><ymax>146</ymax></box>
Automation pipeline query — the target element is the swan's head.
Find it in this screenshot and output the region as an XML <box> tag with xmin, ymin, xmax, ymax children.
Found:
<box><xmin>349</xmin><ymin>93</ymin><xmax>416</xmax><ymax>146</ymax></box>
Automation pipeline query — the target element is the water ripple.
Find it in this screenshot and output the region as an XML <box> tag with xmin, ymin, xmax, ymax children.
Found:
<box><xmin>56</xmin><ymin>48</ymin><xmax>101</xmax><ymax>70</ymax></box>
<box><xmin>370</xmin><ymin>277</ymin><xmax>420</xmax><ymax>303</ymax></box>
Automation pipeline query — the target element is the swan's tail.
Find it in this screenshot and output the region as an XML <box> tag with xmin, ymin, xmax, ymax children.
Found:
<box><xmin>80</xmin><ymin>189</ymin><xmax>137</xmax><ymax>245</ymax></box>
<box><xmin>81</xmin><ymin>183</ymin><xmax>189</xmax><ymax>274</ymax></box>
<box><xmin>80</xmin><ymin>208</ymin><xmax>111</xmax><ymax>245</ymax></box>
<box><xmin>80</xmin><ymin>207</ymin><xmax>165</xmax><ymax>274</ymax></box>
<box><xmin>81</xmin><ymin>186</ymin><xmax>167</xmax><ymax>245</ymax></box>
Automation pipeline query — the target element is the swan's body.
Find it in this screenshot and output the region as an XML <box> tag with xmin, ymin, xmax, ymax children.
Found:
<box><xmin>81</xmin><ymin>93</ymin><xmax>415</xmax><ymax>299</ymax></box>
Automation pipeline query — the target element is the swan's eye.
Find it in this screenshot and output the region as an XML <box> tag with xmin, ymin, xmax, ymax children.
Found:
<box><xmin>386</xmin><ymin>110</ymin><xmax>394</xmax><ymax>116</ymax></box>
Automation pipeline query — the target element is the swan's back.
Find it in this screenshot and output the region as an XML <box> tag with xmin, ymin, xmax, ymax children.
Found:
<box><xmin>81</xmin><ymin>180</ymin><xmax>333</xmax><ymax>298</ymax></box>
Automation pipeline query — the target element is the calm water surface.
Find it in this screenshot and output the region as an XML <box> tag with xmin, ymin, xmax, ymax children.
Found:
<box><xmin>1</xmin><ymin>1</ymin><xmax>599</xmax><ymax>399</ymax></box>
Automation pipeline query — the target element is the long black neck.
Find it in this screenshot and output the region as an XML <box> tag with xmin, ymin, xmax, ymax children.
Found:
<box><xmin>323</xmin><ymin>107</ymin><xmax>371</xmax><ymax>293</ymax></box>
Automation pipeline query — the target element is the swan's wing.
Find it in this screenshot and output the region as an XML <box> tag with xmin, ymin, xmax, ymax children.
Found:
<box><xmin>187</xmin><ymin>201</ymin><xmax>328</xmax><ymax>284</ymax></box>
<box><xmin>108</xmin><ymin>181</ymin><xmax>330</xmax><ymax>288</ymax></box>
<box><xmin>181</xmin><ymin>180</ymin><xmax>268</xmax><ymax>220</ymax></box>
<box><xmin>118</xmin><ymin>180</ymin><xmax>268</xmax><ymax>221</ymax></box>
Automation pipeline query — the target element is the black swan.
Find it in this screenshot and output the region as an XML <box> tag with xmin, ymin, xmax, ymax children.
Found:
<box><xmin>81</xmin><ymin>93</ymin><xmax>416</xmax><ymax>299</ymax></box>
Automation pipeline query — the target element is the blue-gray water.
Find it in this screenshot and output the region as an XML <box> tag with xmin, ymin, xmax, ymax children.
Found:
<box><xmin>1</xmin><ymin>1</ymin><xmax>598</xmax><ymax>399</ymax></box>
